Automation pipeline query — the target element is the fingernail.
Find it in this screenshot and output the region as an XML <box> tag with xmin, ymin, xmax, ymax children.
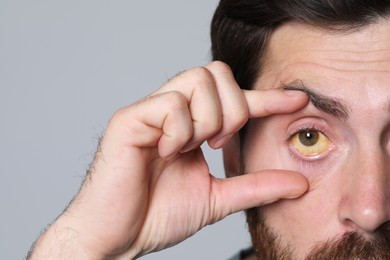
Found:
<box><xmin>164</xmin><ymin>152</ymin><xmax>176</xmax><ymax>161</ymax></box>
<box><xmin>180</xmin><ymin>141</ymin><xmax>201</xmax><ymax>154</ymax></box>
<box><xmin>284</xmin><ymin>89</ymin><xmax>307</xmax><ymax>97</ymax></box>
<box><xmin>213</xmin><ymin>134</ymin><xmax>233</xmax><ymax>148</ymax></box>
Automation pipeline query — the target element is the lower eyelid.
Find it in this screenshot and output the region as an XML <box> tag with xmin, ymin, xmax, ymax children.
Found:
<box><xmin>287</xmin><ymin>138</ymin><xmax>335</xmax><ymax>165</ymax></box>
<box><xmin>286</xmin><ymin>117</ymin><xmax>331</xmax><ymax>137</ymax></box>
<box><xmin>287</xmin><ymin>147</ymin><xmax>331</xmax><ymax>171</ymax></box>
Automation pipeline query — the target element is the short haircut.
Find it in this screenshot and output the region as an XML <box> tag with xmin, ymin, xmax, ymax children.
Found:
<box><xmin>211</xmin><ymin>0</ymin><xmax>390</xmax><ymax>91</ymax></box>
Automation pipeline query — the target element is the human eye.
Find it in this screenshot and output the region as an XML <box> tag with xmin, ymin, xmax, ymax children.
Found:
<box><xmin>289</xmin><ymin>128</ymin><xmax>333</xmax><ymax>158</ymax></box>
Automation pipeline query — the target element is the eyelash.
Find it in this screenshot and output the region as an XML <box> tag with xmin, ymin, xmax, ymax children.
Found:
<box><xmin>286</xmin><ymin>124</ymin><xmax>334</xmax><ymax>167</ymax></box>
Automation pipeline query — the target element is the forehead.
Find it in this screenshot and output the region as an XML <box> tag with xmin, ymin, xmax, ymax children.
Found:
<box><xmin>256</xmin><ymin>20</ymin><xmax>390</xmax><ymax>110</ymax></box>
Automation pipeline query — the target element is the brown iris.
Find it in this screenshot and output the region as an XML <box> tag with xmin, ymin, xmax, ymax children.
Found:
<box><xmin>291</xmin><ymin>130</ymin><xmax>331</xmax><ymax>157</ymax></box>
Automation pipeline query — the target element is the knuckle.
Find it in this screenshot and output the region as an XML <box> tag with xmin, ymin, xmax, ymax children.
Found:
<box><xmin>195</xmin><ymin>111</ymin><xmax>223</xmax><ymax>134</ymax></box>
<box><xmin>221</xmin><ymin>100</ymin><xmax>249</xmax><ymax>131</ymax></box>
<box><xmin>211</xmin><ymin>115</ymin><xmax>224</xmax><ymax>131</ymax></box>
<box><xmin>105</xmin><ymin>106</ymin><xmax>137</xmax><ymax>136</ymax></box>
<box><xmin>233</xmin><ymin>106</ymin><xmax>250</xmax><ymax>127</ymax></box>
<box><xmin>108</xmin><ymin>105</ymin><xmax>143</xmax><ymax>134</ymax></box>
<box><xmin>227</xmin><ymin>117</ymin><xmax>248</xmax><ymax>131</ymax></box>
<box><xmin>195</xmin><ymin>115</ymin><xmax>222</xmax><ymax>137</ymax></box>
<box><xmin>187</xmin><ymin>66</ymin><xmax>216</xmax><ymax>89</ymax></box>
<box><xmin>208</xmin><ymin>61</ymin><xmax>233</xmax><ymax>75</ymax></box>
<box><xmin>164</xmin><ymin>91</ymin><xmax>188</xmax><ymax>110</ymax></box>
<box><xmin>110</xmin><ymin>106</ymin><xmax>132</xmax><ymax>125</ymax></box>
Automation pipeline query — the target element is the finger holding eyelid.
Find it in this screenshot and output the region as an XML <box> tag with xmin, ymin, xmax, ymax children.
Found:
<box><xmin>244</xmin><ymin>88</ymin><xmax>309</xmax><ymax>118</ymax></box>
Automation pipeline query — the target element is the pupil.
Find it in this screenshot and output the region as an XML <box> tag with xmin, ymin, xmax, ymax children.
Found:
<box><xmin>299</xmin><ymin>131</ymin><xmax>319</xmax><ymax>146</ymax></box>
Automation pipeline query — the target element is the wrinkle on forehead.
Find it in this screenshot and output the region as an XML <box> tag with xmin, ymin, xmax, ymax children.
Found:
<box><xmin>255</xmin><ymin>20</ymin><xmax>390</xmax><ymax>120</ymax></box>
<box><xmin>266</xmin><ymin>20</ymin><xmax>390</xmax><ymax>73</ymax></box>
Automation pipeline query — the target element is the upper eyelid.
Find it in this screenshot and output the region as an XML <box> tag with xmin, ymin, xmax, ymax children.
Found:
<box><xmin>286</xmin><ymin>118</ymin><xmax>332</xmax><ymax>139</ymax></box>
<box><xmin>288</xmin><ymin>126</ymin><xmax>329</xmax><ymax>139</ymax></box>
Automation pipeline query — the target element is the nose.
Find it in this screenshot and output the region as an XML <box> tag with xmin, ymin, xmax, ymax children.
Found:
<box><xmin>338</xmin><ymin>152</ymin><xmax>390</xmax><ymax>233</ymax></box>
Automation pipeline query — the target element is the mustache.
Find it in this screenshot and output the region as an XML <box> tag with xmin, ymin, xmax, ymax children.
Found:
<box><xmin>247</xmin><ymin>208</ymin><xmax>390</xmax><ymax>260</ymax></box>
<box><xmin>306</xmin><ymin>229</ymin><xmax>390</xmax><ymax>260</ymax></box>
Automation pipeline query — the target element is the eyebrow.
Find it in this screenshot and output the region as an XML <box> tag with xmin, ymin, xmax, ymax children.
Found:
<box><xmin>282</xmin><ymin>82</ymin><xmax>351</xmax><ymax>120</ymax></box>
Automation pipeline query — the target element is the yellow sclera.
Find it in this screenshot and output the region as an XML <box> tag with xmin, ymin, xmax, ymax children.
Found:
<box><xmin>291</xmin><ymin>130</ymin><xmax>332</xmax><ymax>157</ymax></box>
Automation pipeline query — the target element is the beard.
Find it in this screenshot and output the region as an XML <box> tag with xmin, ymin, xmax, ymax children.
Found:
<box><xmin>246</xmin><ymin>208</ymin><xmax>390</xmax><ymax>260</ymax></box>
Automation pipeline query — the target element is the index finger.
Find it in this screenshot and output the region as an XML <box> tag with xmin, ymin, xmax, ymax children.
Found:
<box><xmin>244</xmin><ymin>88</ymin><xmax>309</xmax><ymax>118</ymax></box>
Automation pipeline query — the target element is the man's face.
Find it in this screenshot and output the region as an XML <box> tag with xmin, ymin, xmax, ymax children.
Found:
<box><xmin>241</xmin><ymin>21</ymin><xmax>390</xmax><ymax>258</ymax></box>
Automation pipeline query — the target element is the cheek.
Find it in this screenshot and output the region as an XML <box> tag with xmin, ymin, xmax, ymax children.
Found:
<box><xmin>259</xmin><ymin>159</ymin><xmax>349</xmax><ymax>255</ymax></box>
<box><xmin>243</xmin><ymin>119</ymin><xmax>286</xmax><ymax>172</ymax></box>
<box><xmin>260</xmin><ymin>182</ymin><xmax>340</xmax><ymax>255</ymax></box>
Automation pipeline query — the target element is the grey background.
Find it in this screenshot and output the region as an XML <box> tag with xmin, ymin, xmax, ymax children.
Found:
<box><xmin>1</xmin><ymin>1</ymin><xmax>252</xmax><ymax>259</ymax></box>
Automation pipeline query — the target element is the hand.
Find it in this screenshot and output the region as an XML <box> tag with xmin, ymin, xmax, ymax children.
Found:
<box><xmin>29</xmin><ymin>61</ymin><xmax>309</xmax><ymax>259</ymax></box>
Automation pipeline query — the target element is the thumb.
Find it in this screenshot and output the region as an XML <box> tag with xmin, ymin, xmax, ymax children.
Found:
<box><xmin>210</xmin><ymin>170</ymin><xmax>308</xmax><ymax>221</ymax></box>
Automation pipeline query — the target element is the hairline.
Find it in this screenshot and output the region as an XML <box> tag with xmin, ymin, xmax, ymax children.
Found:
<box><xmin>251</xmin><ymin>19</ymin><xmax>390</xmax><ymax>91</ymax></box>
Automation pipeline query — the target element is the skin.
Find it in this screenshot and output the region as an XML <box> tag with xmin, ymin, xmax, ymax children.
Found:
<box><xmin>28</xmin><ymin>61</ymin><xmax>309</xmax><ymax>258</ymax></box>
<box><xmin>226</xmin><ymin>21</ymin><xmax>390</xmax><ymax>258</ymax></box>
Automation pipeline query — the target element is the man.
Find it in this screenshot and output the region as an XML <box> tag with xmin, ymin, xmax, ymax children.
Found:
<box><xmin>29</xmin><ymin>0</ymin><xmax>390</xmax><ymax>259</ymax></box>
